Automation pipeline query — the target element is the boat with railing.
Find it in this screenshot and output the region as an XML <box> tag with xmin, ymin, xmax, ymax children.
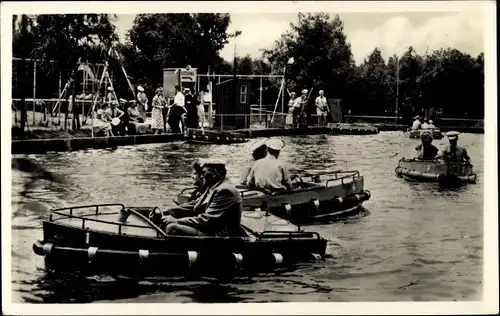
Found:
<box><xmin>32</xmin><ymin>203</ymin><xmax>327</xmax><ymax>278</ymax></box>
<box><xmin>175</xmin><ymin>170</ymin><xmax>371</xmax><ymax>225</ymax></box>
<box><xmin>394</xmin><ymin>158</ymin><xmax>477</xmax><ymax>185</ymax></box>
<box><xmin>185</xmin><ymin>128</ymin><xmax>247</xmax><ymax>145</ymax></box>
<box><xmin>406</xmin><ymin>128</ymin><xmax>443</xmax><ymax>139</ymax></box>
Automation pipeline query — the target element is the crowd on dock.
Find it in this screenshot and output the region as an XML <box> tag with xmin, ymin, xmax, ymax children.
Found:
<box><xmin>92</xmin><ymin>85</ymin><xmax>205</xmax><ymax>137</ymax></box>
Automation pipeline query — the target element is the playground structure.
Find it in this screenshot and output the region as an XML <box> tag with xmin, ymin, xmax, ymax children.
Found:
<box><xmin>11</xmin><ymin>46</ymin><xmax>135</xmax><ymax>134</ymax></box>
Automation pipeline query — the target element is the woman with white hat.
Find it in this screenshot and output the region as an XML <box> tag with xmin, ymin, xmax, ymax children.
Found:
<box><xmin>136</xmin><ymin>85</ymin><xmax>148</xmax><ymax>120</ymax></box>
<box><xmin>240</xmin><ymin>138</ymin><xmax>268</xmax><ymax>185</ymax></box>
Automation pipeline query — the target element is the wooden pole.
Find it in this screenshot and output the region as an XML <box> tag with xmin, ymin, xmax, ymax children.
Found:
<box><xmin>32</xmin><ymin>60</ymin><xmax>36</xmax><ymax>125</ymax></box>
<box><xmin>259</xmin><ymin>77</ymin><xmax>263</xmax><ymax>123</ymax></box>
<box><xmin>395</xmin><ymin>57</ymin><xmax>400</xmax><ymax>124</ymax></box>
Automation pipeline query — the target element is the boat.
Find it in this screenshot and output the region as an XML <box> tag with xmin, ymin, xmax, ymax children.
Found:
<box><xmin>174</xmin><ymin>170</ymin><xmax>371</xmax><ymax>225</ymax></box>
<box><xmin>406</xmin><ymin>128</ymin><xmax>443</xmax><ymax>139</ymax></box>
<box><xmin>185</xmin><ymin>128</ymin><xmax>247</xmax><ymax>145</ymax></box>
<box><xmin>394</xmin><ymin>158</ymin><xmax>477</xmax><ymax>185</ymax></box>
<box><xmin>329</xmin><ymin>123</ymin><xmax>379</xmax><ymax>135</ymax></box>
<box><xmin>32</xmin><ymin>203</ymin><xmax>327</xmax><ymax>278</ymax></box>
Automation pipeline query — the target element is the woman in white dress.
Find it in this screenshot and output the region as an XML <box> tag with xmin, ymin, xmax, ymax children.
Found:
<box><xmin>151</xmin><ymin>88</ymin><xmax>166</xmax><ymax>134</ymax></box>
<box><xmin>92</xmin><ymin>103</ymin><xmax>113</xmax><ymax>136</ymax></box>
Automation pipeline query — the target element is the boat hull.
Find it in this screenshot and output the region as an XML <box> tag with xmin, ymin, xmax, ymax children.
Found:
<box><xmin>394</xmin><ymin>158</ymin><xmax>477</xmax><ymax>185</ymax></box>
<box><xmin>33</xmin><ymin>204</ymin><xmax>327</xmax><ymax>278</ymax></box>
<box><xmin>175</xmin><ymin>172</ymin><xmax>371</xmax><ymax>225</ymax></box>
<box><xmin>407</xmin><ymin>129</ymin><xmax>443</xmax><ymax>139</ymax></box>
<box><xmin>185</xmin><ymin>128</ymin><xmax>247</xmax><ymax>145</ymax></box>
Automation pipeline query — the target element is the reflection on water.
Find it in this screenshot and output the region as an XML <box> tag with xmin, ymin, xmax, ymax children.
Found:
<box><xmin>10</xmin><ymin>133</ymin><xmax>484</xmax><ymax>303</ymax></box>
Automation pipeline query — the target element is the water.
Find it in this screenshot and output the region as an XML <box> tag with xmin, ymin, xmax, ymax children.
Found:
<box><xmin>10</xmin><ymin>132</ymin><xmax>483</xmax><ymax>303</ymax></box>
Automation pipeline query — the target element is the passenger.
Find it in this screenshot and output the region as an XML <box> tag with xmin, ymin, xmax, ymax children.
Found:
<box><xmin>162</xmin><ymin>159</ymin><xmax>242</xmax><ymax>236</ymax></box>
<box><xmin>411</xmin><ymin>116</ymin><xmax>422</xmax><ymax>130</ymax></box>
<box><xmin>246</xmin><ymin>138</ymin><xmax>293</xmax><ymax>191</ymax></box>
<box><xmin>427</xmin><ymin>120</ymin><xmax>436</xmax><ymax>129</ymax></box>
<box><xmin>435</xmin><ymin>131</ymin><xmax>471</xmax><ymax>163</ymax></box>
<box><xmin>421</xmin><ymin>119</ymin><xmax>430</xmax><ymax>129</ymax></box>
<box><xmin>415</xmin><ymin>130</ymin><xmax>439</xmax><ymax>160</ymax></box>
<box><xmin>240</xmin><ymin>138</ymin><xmax>268</xmax><ymax>185</ymax></box>
<box><xmin>189</xmin><ymin>161</ymin><xmax>207</xmax><ymax>202</ymax></box>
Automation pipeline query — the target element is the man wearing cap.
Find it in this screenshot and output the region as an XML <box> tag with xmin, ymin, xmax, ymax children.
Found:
<box><xmin>240</xmin><ymin>138</ymin><xmax>268</xmax><ymax>185</ymax></box>
<box><xmin>315</xmin><ymin>90</ymin><xmax>329</xmax><ymax>127</ymax></box>
<box><xmin>435</xmin><ymin>131</ymin><xmax>471</xmax><ymax>163</ymax></box>
<box><xmin>415</xmin><ymin>130</ymin><xmax>439</xmax><ymax>160</ymax></box>
<box><xmin>136</xmin><ymin>85</ymin><xmax>148</xmax><ymax>120</ymax></box>
<box><xmin>161</xmin><ymin>159</ymin><xmax>243</xmax><ymax>236</ymax></box>
<box><xmin>246</xmin><ymin>138</ymin><xmax>293</xmax><ymax>191</ymax></box>
<box><xmin>105</xmin><ymin>100</ymin><xmax>125</xmax><ymax>136</ymax></box>
<box><xmin>411</xmin><ymin>116</ymin><xmax>422</xmax><ymax>130</ymax></box>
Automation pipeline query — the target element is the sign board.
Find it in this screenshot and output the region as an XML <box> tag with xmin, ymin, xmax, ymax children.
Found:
<box><xmin>180</xmin><ymin>68</ymin><xmax>197</xmax><ymax>83</ymax></box>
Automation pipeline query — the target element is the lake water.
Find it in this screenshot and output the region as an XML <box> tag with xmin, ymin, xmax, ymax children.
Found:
<box><xmin>10</xmin><ymin>132</ymin><xmax>483</xmax><ymax>303</ymax></box>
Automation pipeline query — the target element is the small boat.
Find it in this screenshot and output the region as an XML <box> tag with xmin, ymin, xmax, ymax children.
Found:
<box><xmin>406</xmin><ymin>128</ymin><xmax>443</xmax><ymax>139</ymax></box>
<box><xmin>329</xmin><ymin>123</ymin><xmax>379</xmax><ymax>135</ymax></box>
<box><xmin>185</xmin><ymin>128</ymin><xmax>247</xmax><ymax>145</ymax></box>
<box><xmin>175</xmin><ymin>170</ymin><xmax>371</xmax><ymax>225</ymax></box>
<box><xmin>394</xmin><ymin>158</ymin><xmax>477</xmax><ymax>185</ymax></box>
<box><xmin>32</xmin><ymin>203</ymin><xmax>327</xmax><ymax>278</ymax></box>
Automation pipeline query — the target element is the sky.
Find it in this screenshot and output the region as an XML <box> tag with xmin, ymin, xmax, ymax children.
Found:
<box><xmin>115</xmin><ymin>11</ymin><xmax>484</xmax><ymax>65</ymax></box>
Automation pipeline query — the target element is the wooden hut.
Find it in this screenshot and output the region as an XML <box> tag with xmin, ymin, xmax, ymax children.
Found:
<box><xmin>213</xmin><ymin>78</ymin><xmax>253</xmax><ymax>130</ymax></box>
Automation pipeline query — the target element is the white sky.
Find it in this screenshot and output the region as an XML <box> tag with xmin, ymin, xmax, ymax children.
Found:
<box><xmin>115</xmin><ymin>11</ymin><xmax>484</xmax><ymax>65</ymax></box>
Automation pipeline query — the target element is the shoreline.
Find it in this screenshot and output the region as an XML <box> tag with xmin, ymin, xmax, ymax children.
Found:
<box><xmin>10</xmin><ymin>123</ymin><xmax>484</xmax><ymax>155</ymax></box>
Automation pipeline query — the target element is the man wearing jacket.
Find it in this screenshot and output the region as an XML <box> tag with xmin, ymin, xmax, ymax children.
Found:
<box><xmin>161</xmin><ymin>159</ymin><xmax>242</xmax><ymax>236</ymax></box>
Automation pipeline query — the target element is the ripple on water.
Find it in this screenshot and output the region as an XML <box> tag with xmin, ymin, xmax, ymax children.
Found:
<box><xmin>10</xmin><ymin>132</ymin><xmax>484</xmax><ymax>303</ymax></box>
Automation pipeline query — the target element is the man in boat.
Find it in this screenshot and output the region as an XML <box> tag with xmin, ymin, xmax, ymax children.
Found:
<box><xmin>435</xmin><ymin>131</ymin><xmax>471</xmax><ymax>163</ymax></box>
<box><xmin>161</xmin><ymin>159</ymin><xmax>242</xmax><ymax>236</ymax></box>
<box><xmin>421</xmin><ymin>118</ymin><xmax>430</xmax><ymax>129</ymax></box>
<box><xmin>411</xmin><ymin>116</ymin><xmax>422</xmax><ymax>130</ymax></box>
<box><xmin>415</xmin><ymin>130</ymin><xmax>439</xmax><ymax>160</ymax></box>
<box><xmin>427</xmin><ymin>120</ymin><xmax>436</xmax><ymax>129</ymax></box>
<box><xmin>246</xmin><ymin>138</ymin><xmax>293</xmax><ymax>192</ymax></box>
<box><xmin>240</xmin><ymin>138</ymin><xmax>268</xmax><ymax>185</ymax></box>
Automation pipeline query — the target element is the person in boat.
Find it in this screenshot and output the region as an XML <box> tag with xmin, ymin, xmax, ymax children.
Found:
<box><xmin>184</xmin><ymin>87</ymin><xmax>199</xmax><ymax>129</ymax></box>
<box><xmin>246</xmin><ymin>138</ymin><xmax>293</xmax><ymax>192</ymax></box>
<box><xmin>421</xmin><ymin>118</ymin><xmax>430</xmax><ymax>129</ymax></box>
<box><xmin>136</xmin><ymin>85</ymin><xmax>148</xmax><ymax>120</ymax></box>
<box><xmin>427</xmin><ymin>120</ymin><xmax>436</xmax><ymax>129</ymax></box>
<box><xmin>161</xmin><ymin>159</ymin><xmax>243</xmax><ymax>236</ymax></box>
<box><xmin>315</xmin><ymin>90</ymin><xmax>329</xmax><ymax>127</ymax></box>
<box><xmin>151</xmin><ymin>87</ymin><xmax>166</xmax><ymax>134</ymax></box>
<box><xmin>415</xmin><ymin>130</ymin><xmax>439</xmax><ymax>160</ymax></box>
<box><xmin>435</xmin><ymin>131</ymin><xmax>471</xmax><ymax>164</ymax></box>
<box><xmin>411</xmin><ymin>116</ymin><xmax>422</xmax><ymax>130</ymax></box>
<box><xmin>240</xmin><ymin>138</ymin><xmax>268</xmax><ymax>185</ymax></box>
<box><xmin>188</xmin><ymin>161</ymin><xmax>207</xmax><ymax>202</ymax></box>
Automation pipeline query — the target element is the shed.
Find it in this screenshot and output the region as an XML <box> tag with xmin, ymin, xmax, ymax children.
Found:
<box><xmin>213</xmin><ymin>78</ymin><xmax>253</xmax><ymax>129</ymax></box>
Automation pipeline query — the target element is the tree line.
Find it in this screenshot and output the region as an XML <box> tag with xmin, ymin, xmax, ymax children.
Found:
<box><xmin>12</xmin><ymin>13</ymin><xmax>484</xmax><ymax>130</ymax></box>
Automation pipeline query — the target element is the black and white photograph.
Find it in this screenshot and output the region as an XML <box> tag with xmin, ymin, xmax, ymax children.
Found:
<box><xmin>1</xmin><ymin>1</ymin><xmax>497</xmax><ymax>314</ymax></box>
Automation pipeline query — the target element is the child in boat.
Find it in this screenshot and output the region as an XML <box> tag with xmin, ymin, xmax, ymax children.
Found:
<box><xmin>246</xmin><ymin>138</ymin><xmax>293</xmax><ymax>191</ymax></box>
<box><xmin>435</xmin><ymin>131</ymin><xmax>471</xmax><ymax>163</ymax></box>
<box><xmin>161</xmin><ymin>159</ymin><xmax>243</xmax><ymax>236</ymax></box>
<box><xmin>415</xmin><ymin>130</ymin><xmax>439</xmax><ymax>160</ymax></box>
<box><xmin>240</xmin><ymin>138</ymin><xmax>268</xmax><ymax>185</ymax></box>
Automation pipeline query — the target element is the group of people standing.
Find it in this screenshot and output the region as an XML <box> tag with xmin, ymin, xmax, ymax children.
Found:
<box><xmin>150</xmin><ymin>85</ymin><xmax>202</xmax><ymax>135</ymax></box>
<box><xmin>285</xmin><ymin>89</ymin><xmax>330</xmax><ymax>128</ymax></box>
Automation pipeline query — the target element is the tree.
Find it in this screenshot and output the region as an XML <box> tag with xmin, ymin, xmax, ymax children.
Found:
<box><xmin>120</xmin><ymin>14</ymin><xmax>232</xmax><ymax>91</ymax></box>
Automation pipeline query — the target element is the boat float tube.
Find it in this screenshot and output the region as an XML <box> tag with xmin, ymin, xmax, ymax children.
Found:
<box><xmin>185</xmin><ymin>128</ymin><xmax>247</xmax><ymax>145</ymax></box>
<box><xmin>33</xmin><ymin>204</ymin><xmax>327</xmax><ymax>278</ymax></box>
<box><xmin>395</xmin><ymin>158</ymin><xmax>477</xmax><ymax>185</ymax></box>
<box><xmin>175</xmin><ymin>170</ymin><xmax>371</xmax><ymax>225</ymax></box>
<box><xmin>406</xmin><ymin>128</ymin><xmax>443</xmax><ymax>139</ymax></box>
